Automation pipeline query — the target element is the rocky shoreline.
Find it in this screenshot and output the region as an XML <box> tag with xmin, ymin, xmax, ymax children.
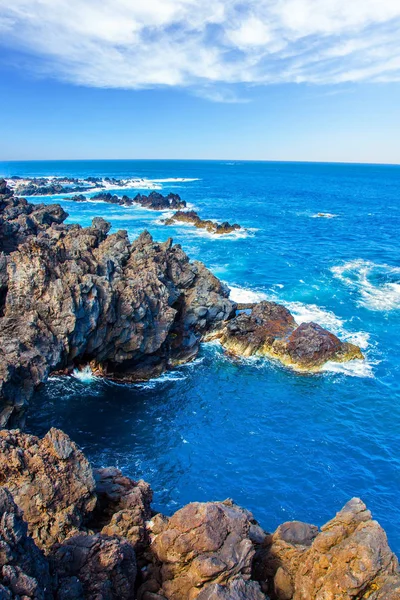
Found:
<box><xmin>0</xmin><ymin>427</ymin><xmax>398</xmax><ymax>599</ymax></box>
<box><xmin>163</xmin><ymin>210</ymin><xmax>242</xmax><ymax>235</ymax></box>
<box><xmin>0</xmin><ymin>178</ymin><xmax>397</xmax><ymax>598</ymax></box>
<box><xmin>0</xmin><ymin>179</ymin><xmax>363</xmax><ymax>426</ymax></box>
<box><xmin>71</xmin><ymin>191</ymin><xmax>187</xmax><ymax>211</ymax></box>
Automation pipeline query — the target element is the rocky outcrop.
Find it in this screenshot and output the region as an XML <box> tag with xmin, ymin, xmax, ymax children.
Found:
<box><xmin>0</xmin><ymin>180</ymin><xmax>234</xmax><ymax>425</ymax></box>
<box><xmin>0</xmin><ymin>487</ymin><xmax>53</xmax><ymax>599</ymax></box>
<box><xmin>51</xmin><ymin>533</ymin><xmax>137</xmax><ymax>600</ymax></box>
<box><xmin>255</xmin><ymin>498</ymin><xmax>400</xmax><ymax>599</ymax></box>
<box><xmin>0</xmin><ymin>428</ymin><xmax>398</xmax><ymax>599</ymax></box>
<box><xmin>139</xmin><ymin>500</ymin><xmax>267</xmax><ymax>600</ymax></box>
<box><xmin>206</xmin><ymin>301</ymin><xmax>363</xmax><ymax>371</ymax></box>
<box><xmin>0</xmin><ymin>428</ymin><xmax>96</xmax><ymax>550</ymax></box>
<box><xmin>133</xmin><ymin>192</ymin><xmax>186</xmax><ymax>210</ymax></box>
<box><xmin>163</xmin><ymin>210</ymin><xmax>242</xmax><ymax>235</ymax></box>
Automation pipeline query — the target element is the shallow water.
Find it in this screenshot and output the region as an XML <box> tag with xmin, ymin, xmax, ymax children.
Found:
<box><xmin>1</xmin><ymin>159</ymin><xmax>400</xmax><ymax>551</ymax></box>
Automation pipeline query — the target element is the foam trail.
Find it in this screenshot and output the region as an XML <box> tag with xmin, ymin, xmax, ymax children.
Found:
<box><xmin>332</xmin><ymin>259</ymin><xmax>400</xmax><ymax>311</ymax></box>
<box><xmin>228</xmin><ymin>285</ymin><xmax>269</xmax><ymax>304</ymax></box>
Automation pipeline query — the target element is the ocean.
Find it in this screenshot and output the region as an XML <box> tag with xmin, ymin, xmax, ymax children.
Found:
<box><xmin>1</xmin><ymin>159</ymin><xmax>399</xmax><ymax>552</ymax></box>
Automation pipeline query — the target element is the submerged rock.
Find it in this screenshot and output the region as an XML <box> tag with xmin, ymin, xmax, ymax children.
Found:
<box><xmin>206</xmin><ymin>301</ymin><xmax>363</xmax><ymax>371</ymax></box>
<box><xmin>163</xmin><ymin>210</ymin><xmax>242</xmax><ymax>235</ymax></box>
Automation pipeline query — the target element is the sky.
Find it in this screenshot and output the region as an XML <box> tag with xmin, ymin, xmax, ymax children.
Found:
<box><xmin>0</xmin><ymin>0</ymin><xmax>400</xmax><ymax>163</ymax></box>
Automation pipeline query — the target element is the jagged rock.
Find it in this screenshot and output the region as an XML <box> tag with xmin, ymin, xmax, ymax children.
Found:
<box><xmin>0</xmin><ymin>428</ymin><xmax>96</xmax><ymax>551</ymax></box>
<box><xmin>255</xmin><ymin>498</ymin><xmax>400</xmax><ymax>599</ymax></box>
<box><xmin>164</xmin><ymin>210</ymin><xmax>241</xmax><ymax>235</ymax></box>
<box><xmin>69</xmin><ymin>195</ymin><xmax>87</xmax><ymax>202</ymax></box>
<box><xmin>133</xmin><ymin>192</ymin><xmax>186</xmax><ymax>210</ymax></box>
<box><xmin>92</xmin><ymin>467</ymin><xmax>152</xmax><ymax>559</ymax></box>
<box><xmin>207</xmin><ymin>301</ymin><xmax>363</xmax><ymax>371</ymax></box>
<box><xmin>0</xmin><ymin>188</ymin><xmax>234</xmax><ymax>425</ymax></box>
<box><xmin>51</xmin><ymin>533</ymin><xmax>137</xmax><ymax>600</ymax></box>
<box><xmin>144</xmin><ymin>500</ymin><xmax>267</xmax><ymax>600</ymax></box>
<box><xmin>197</xmin><ymin>579</ymin><xmax>266</xmax><ymax>599</ymax></box>
<box><xmin>0</xmin><ymin>487</ymin><xmax>53</xmax><ymax>599</ymax></box>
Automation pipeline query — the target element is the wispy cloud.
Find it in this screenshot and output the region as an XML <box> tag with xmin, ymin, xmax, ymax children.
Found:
<box><xmin>0</xmin><ymin>0</ymin><xmax>399</xmax><ymax>97</ymax></box>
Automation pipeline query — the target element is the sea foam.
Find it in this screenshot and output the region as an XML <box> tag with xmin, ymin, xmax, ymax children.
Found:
<box><xmin>332</xmin><ymin>259</ymin><xmax>400</xmax><ymax>311</ymax></box>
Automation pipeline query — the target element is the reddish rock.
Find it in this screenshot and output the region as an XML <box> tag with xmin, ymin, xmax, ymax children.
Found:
<box><xmin>0</xmin><ymin>428</ymin><xmax>96</xmax><ymax>551</ymax></box>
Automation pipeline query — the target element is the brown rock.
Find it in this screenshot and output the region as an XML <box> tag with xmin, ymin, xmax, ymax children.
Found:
<box><xmin>207</xmin><ymin>302</ymin><xmax>363</xmax><ymax>371</ymax></box>
<box><xmin>0</xmin><ymin>487</ymin><xmax>53</xmax><ymax>599</ymax></box>
<box><xmin>51</xmin><ymin>533</ymin><xmax>137</xmax><ymax>600</ymax></box>
<box><xmin>146</xmin><ymin>500</ymin><xmax>266</xmax><ymax>600</ymax></box>
<box><xmin>257</xmin><ymin>498</ymin><xmax>400</xmax><ymax>599</ymax></box>
<box><xmin>0</xmin><ymin>428</ymin><xmax>96</xmax><ymax>551</ymax></box>
<box><xmin>164</xmin><ymin>210</ymin><xmax>242</xmax><ymax>235</ymax></box>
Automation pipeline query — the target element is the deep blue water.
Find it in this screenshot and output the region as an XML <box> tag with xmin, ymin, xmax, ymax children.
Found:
<box><xmin>1</xmin><ymin>160</ymin><xmax>400</xmax><ymax>552</ymax></box>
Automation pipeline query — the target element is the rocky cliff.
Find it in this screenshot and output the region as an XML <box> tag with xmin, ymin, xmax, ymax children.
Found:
<box><xmin>0</xmin><ymin>428</ymin><xmax>398</xmax><ymax>599</ymax></box>
<box><xmin>0</xmin><ymin>179</ymin><xmax>234</xmax><ymax>426</ymax></box>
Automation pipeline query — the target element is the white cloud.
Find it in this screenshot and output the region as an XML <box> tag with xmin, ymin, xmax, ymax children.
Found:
<box><xmin>0</xmin><ymin>0</ymin><xmax>399</xmax><ymax>96</ymax></box>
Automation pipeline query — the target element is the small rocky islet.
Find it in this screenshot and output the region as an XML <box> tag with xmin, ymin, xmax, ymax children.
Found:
<box><xmin>163</xmin><ymin>209</ymin><xmax>242</xmax><ymax>235</ymax></box>
<box><xmin>0</xmin><ymin>177</ymin><xmax>396</xmax><ymax>599</ymax></box>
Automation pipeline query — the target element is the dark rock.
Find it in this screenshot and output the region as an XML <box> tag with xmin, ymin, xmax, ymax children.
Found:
<box><xmin>51</xmin><ymin>533</ymin><xmax>137</xmax><ymax>600</ymax></box>
<box><xmin>70</xmin><ymin>195</ymin><xmax>87</xmax><ymax>202</ymax></box>
<box><xmin>0</xmin><ymin>187</ymin><xmax>234</xmax><ymax>426</ymax></box>
<box><xmin>0</xmin><ymin>487</ymin><xmax>53</xmax><ymax>599</ymax></box>
<box><xmin>134</xmin><ymin>192</ymin><xmax>186</xmax><ymax>211</ymax></box>
<box><xmin>164</xmin><ymin>210</ymin><xmax>242</xmax><ymax>235</ymax></box>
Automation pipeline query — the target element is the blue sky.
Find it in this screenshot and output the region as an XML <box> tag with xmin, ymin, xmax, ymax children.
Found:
<box><xmin>1</xmin><ymin>0</ymin><xmax>400</xmax><ymax>163</ymax></box>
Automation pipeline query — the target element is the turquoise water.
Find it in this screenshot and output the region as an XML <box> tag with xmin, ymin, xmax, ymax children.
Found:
<box><xmin>1</xmin><ymin>159</ymin><xmax>400</xmax><ymax>551</ymax></box>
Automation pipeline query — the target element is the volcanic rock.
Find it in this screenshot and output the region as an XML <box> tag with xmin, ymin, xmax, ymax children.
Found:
<box><xmin>164</xmin><ymin>210</ymin><xmax>242</xmax><ymax>235</ymax></box>
<box><xmin>133</xmin><ymin>192</ymin><xmax>186</xmax><ymax>210</ymax></box>
<box><xmin>0</xmin><ymin>428</ymin><xmax>96</xmax><ymax>551</ymax></box>
<box><xmin>207</xmin><ymin>301</ymin><xmax>363</xmax><ymax>371</ymax></box>
<box><xmin>0</xmin><ymin>186</ymin><xmax>234</xmax><ymax>425</ymax></box>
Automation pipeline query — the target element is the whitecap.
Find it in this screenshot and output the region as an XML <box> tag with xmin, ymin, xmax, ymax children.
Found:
<box><xmin>322</xmin><ymin>359</ymin><xmax>376</xmax><ymax>378</ymax></box>
<box><xmin>331</xmin><ymin>259</ymin><xmax>400</xmax><ymax>311</ymax></box>
<box><xmin>284</xmin><ymin>301</ymin><xmax>344</xmax><ymax>333</ymax></box>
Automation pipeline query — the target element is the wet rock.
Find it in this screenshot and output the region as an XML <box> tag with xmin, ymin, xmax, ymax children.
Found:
<box><xmin>70</xmin><ymin>194</ymin><xmax>87</xmax><ymax>202</ymax></box>
<box><xmin>207</xmin><ymin>301</ymin><xmax>363</xmax><ymax>371</ymax></box>
<box><xmin>164</xmin><ymin>210</ymin><xmax>242</xmax><ymax>235</ymax></box>
<box><xmin>145</xmin><ymin>500</ymin><xmax>266</xmax><ymax>600</ymax></box>
<box><xmin>0</xmin><ymin>428</ymin><xmax>96</xmax><ymax>551</ymax></box>
<box><xmin>256</xmin><ymin>498</ymin><xmax>400</xmax><ymax>600</ymax></box>
<box><xmin>0</xmin><ymin>487</ymin><xmax>53</xmax><ymax>599</ymax></box>
<box><xmin>51</xmin><ymin>533</ymin><xmax>137</xmax><ymax>600</ymax></box>
<box><xmin>134</xmin><ymin>192</ymin><xmax>186</xmax><ymax>210</ymax></box>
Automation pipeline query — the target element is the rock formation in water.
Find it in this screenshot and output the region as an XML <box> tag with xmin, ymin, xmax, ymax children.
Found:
<box><xmin>133</xmin><ymin>192</ymin><xmax>186</xmax><ymax>210</ymax></box>
<box><xmin>0</xmin><ymin>179</ymin><xmax>234</xmax><ymax>426</ymax></box>
<box><xmin>0</xmin><ymin>428</ymin><xmax>398</xmax><ymax>599</ymax></box>
<box><xmin>0</xmin><ymin>179</ymin><xmax>365</xmax><ymax>424</ymax></box>
<box><xmin>163</xmin><ymin>210</ymin><xmax>242</xmax><ymax>235</ymax></box>
<box><xmin>206</xmin><ymin>301</ymin><xmax>363</xmax><ymax>371</ymax></box>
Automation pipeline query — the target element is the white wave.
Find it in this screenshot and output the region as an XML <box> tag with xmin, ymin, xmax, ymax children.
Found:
<box><xmin>228</xmin><ymin>285</ymin><xmax>269</xmax><ymax>304</ymax></box>
<box><xmin>284</xmin><ymin>301</ymin><xmax>344</xmax><ymax>333</ymax></box>
<box><xmin>322</xmin><ymin>359</ymin><xmax>375</xmax><ymax>378</ymax></box>
<box><xmin>331</xmin><ymin>259</ymin><xmax>400</xmax><ymax>311</ymax></box>
<box><xmin>149</xmin><ymin>178</ymin><xmax>200</xmax><ymax>182</ymax></box>
<box><xmin>72</xmin><ymin>365</ymin><xmax>98</xmax><ymax>383</ymax></box>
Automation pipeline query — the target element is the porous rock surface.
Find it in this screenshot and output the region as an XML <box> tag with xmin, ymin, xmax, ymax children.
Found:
<box><xmin>207</xmin><ymin>301</ymin><xmax>363</xmax><ymax>371</ymax></box>
<box><xmin>163</xmin><ymin>210</ymin><xmax>242</xmax><ymax>235</ymax></box>
<box><xmin>0</xmin><ymin>428</ymin><xmax>398</xmax><ymax>599</ymax></box>
<box><xmin>254</xmin><ymin>498</ymin><xmax>400</xmax><ymax>599</ymax></box>
<box><xmin>0</xmin><ymin>179</ymin><xmax>234</xmax><ymax>426</ymax></box>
